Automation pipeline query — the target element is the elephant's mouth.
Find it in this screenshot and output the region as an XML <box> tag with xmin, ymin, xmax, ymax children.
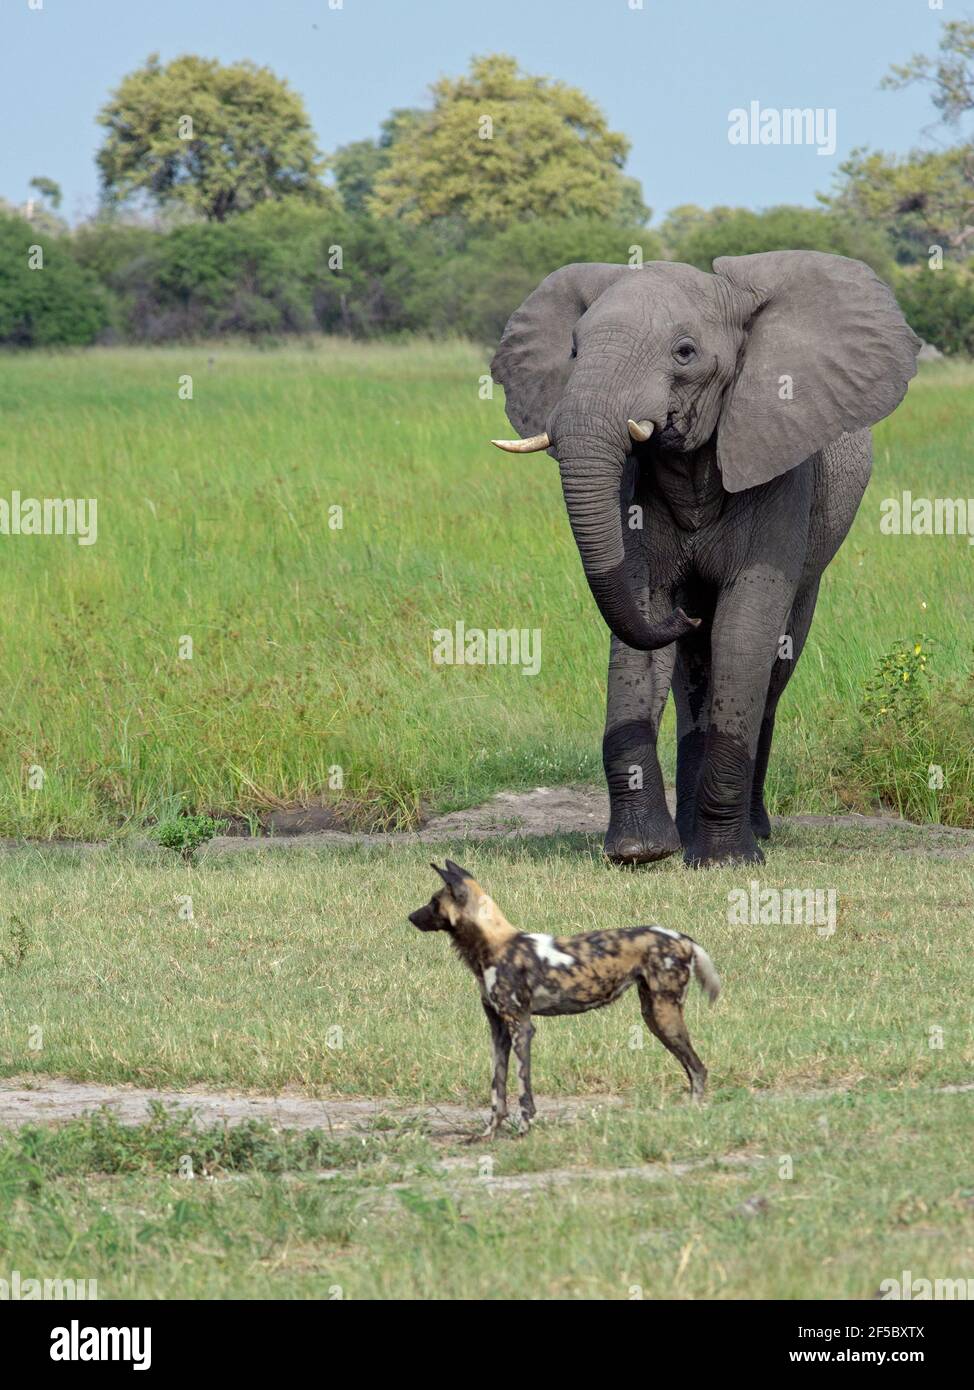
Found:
<box><xmin>655</xmin><ymin>418</ymin><xmax>690</xmax><ymax>451</ymax></box>
<box><xmin>628</xmin><ymin>414</ymin><xmax>690</xmax><ymax>454</ymax></box>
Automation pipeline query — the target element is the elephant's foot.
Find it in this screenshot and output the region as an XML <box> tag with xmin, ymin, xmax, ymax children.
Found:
<box><xmin>605</xmin><ymin>803</ymin><xmax>681</xmax><ymax>865</ymax></box>
<box><xmin>683</xmin><ymin>823</ymin><xmax>765</xmax><ymax>868</ymax></box>
<box><xmin>750</xmin><ymin>800</ymin><xmax>773</xmax><ymax>840</ymax></box>
<box><xmin>687</xmin><ymin>735</ymin><xmax>766</xmax><ymax>865</ymax></box>
<box><xmin>675</xmin><ymin>807</ymin><xmax>696</xmax><ymax>847</ymax></box>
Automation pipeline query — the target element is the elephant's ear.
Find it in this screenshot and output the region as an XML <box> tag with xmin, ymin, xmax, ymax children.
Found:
<box><xmin>713</xmin><ymin>251</ymin><xmax>920</xmax><ymax>493</ymax></box>
<box><xmin>490</xmin><ymin>263</ymin><xmax>632</xmax><ymax>438</ymax></box>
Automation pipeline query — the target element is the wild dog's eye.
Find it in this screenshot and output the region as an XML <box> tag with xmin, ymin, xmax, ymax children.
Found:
<box><xmin>672</xmin><ymin>338</ymin><xmax>698</xmax><ymax>365</ymax></box>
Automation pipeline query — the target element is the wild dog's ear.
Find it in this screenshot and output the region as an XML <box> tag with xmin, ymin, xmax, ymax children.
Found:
<box><xmin>431</xmin><ymin>861</ymin><xmax>470</xmax><ymax>904</ymax></box>
<box><xmin>445</xmin><ymin>858</ymin><xmax>474</xmax><ymax>880</ymax></box>
<box><xmin>712</xmin><ymin>250</ymin><xmax>920</xmax><ymax>492</ymax></box>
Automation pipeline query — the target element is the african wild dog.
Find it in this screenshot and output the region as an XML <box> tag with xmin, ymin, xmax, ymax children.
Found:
<box><xmin>408</xmin><ymin>860</ymin><xmax>721</xmax><ymax>1137</ymax></box>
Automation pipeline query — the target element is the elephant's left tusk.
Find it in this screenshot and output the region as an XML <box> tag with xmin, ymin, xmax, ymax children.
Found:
<box><xmin>491</xmin><ymin>433</ymin><xmax>550</xmax><ymax>453</ymax></box>
<box><xmin>627</xmin><ymin>419</ymin><xmax>654</xmax><ymax>443</ymax></box>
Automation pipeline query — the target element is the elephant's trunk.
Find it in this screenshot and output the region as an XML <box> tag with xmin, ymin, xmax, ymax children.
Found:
<box><xmin>553</xmin><ymin>391</ymin><xmax>698</xmax><ymax>652</ymax></box>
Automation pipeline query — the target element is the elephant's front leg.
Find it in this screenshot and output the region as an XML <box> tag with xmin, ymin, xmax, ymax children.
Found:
<box><xmin>685</xmin><ymin>573</ymin><xmax>796</xmax><ymax>867</ymax></box>
<box><xmin>750</xmin><ymin>578</ymin><xmax>820</xmax><ymax>839</ymax></box>
<box><xmin>603</xmin><ymin>587</ymin><xmax>680</xmax><ymax>864</ymax></box>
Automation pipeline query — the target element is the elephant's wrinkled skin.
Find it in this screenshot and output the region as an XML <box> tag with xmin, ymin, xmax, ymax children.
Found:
<box><xmin>491</xmin><ymin>252</ymin><xmax>920</xmax><ymax>867</ymax></box>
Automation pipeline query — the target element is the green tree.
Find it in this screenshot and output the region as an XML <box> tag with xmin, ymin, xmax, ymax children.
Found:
<box><xmin>69</xmin><ymin>219</ymin><xmax>171</xmax><ymax>338</ymax></box>
<box><xmin>410</xmin><ymin>216</ymin><xmax>663</xmax><ymax>342</ymax></box>
<box><xmin>669</xmin><ymin>205</ymin><xmax>895</xmax><ymax>280</ymax></box>
<box><xmin>96</xmin><ymin>54</ymin><xmax>325</xmax><ymax>222</ymax></box>
<box><xmin>331</xmin><ymin>139</ymin><xmax>388</xmax><ymax>216</ymax></box>
<box><xmin>893</xmin><ymin>261</ymin><xmax>974</xmax><ymax>355</ymax></box>
<box><xmin>369</xmin><ymin>54</ymin><xmax>648</xmax><ymax>230</ymax></box>
<box><xmin>0</xmin><ymin>214</ymin><xmax>106</xmax><ymax>346</ymax></box>
<box><xmin>656</xmin><ymin>204</ymin><xmax>714</xmax><ymax>257</ymax></box>
<box><xmin>824</xmin><ymin>22</ymin><xmax>974</xmax><ymax>261</ymax></box>
<box><xmin>29</xmin><ymin>176</ymin><xmax>62</xmax><ymax>211</ymax></box>
<box><xmin>824</xmin><ymin>145</ymin><xmax>974</xmax><ymax>263</ymax></box>
<box><xmin>882</xmin><ymin>19</ymin><xmax>974</xmax><ymax>126</ymax></box>
<box><xmin>330</xmin><ymin>109</ymin><xmax>425</xmax><ymax>215</ymax></box>
<box><xmin>85</xmin><ymin>202</ymin><xmax>430</xmax><ymax>341</ymax></box>
<box><xmin>0</xmin><ymin>193</ymin><xmax>66</xmax><ymax>239</ymax></box>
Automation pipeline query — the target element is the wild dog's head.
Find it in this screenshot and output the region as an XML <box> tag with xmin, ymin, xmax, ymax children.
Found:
<box><xmin>408</xmin><ymin>860</ymin><xmax>478</xmax><ymax>932</ymax></box>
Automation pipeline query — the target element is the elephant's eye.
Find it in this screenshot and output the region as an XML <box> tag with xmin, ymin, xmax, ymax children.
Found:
<box><xmin>569</xmin><ymin>334</ymin><xmax>578</xmax><ymax>359</ymax></box>
<box><xmin>673</xmin><ymin>339</ymin><xmax>698</xmax><ymax>365</ymax></box>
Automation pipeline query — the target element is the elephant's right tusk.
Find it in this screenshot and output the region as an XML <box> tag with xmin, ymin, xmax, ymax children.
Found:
<box><xmin>627</xmin><ymin>419</ymin><xmax>654</xmax><ymax>443</ymax></box>
<box><xmin>491</xmin><ymin>433</ymin><xmax>551</xmax><ymax>453</ymax></box>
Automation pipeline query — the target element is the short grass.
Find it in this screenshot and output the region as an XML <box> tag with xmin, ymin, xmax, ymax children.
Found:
<box><xmin>0</xmin><ymin>830</ymin><xmax>971</xmax><ymax>1298</ymax></box>
<box><xmin>0</xmin><ymin>344</ymin><xmax>971</xmax><ymax>838</ymax></box>
<box><xmin>1</xmin><ymin>1088</ymin><xmax>970</xmax><ymax>1300</ymax></box>
<box><xmin>1</xmin><ymin>832</ymin><xmax>971</xmax><ymax>1094</ymax></box>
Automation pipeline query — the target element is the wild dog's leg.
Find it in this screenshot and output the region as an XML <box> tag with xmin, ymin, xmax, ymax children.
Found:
<box><xmin>509</xmin><ymin>1016</ymin><xmax>536</xmax><ymax>1133</ymax></box>
<box><xmin>482</xmin><ymin>1000</ymin><xmax>511</xmax><ymax>1138</ymax></box>
<box><xmin>637</xmin><ymin>980</ymin><xmax>707</xmax><ymax>1100</ymax></box>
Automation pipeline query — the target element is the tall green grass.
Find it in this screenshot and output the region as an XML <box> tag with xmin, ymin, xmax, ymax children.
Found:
<box><xmin>0</xmin><ymin>344</ymin><xmax>971</xmax><ymax>837</ymax></box>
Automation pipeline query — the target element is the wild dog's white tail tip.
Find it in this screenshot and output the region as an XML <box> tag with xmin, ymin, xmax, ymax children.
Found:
<box><xmin>691</xmin><ymin>942</ymin><xmax>721</xmax><ymax>1004</ymax></box>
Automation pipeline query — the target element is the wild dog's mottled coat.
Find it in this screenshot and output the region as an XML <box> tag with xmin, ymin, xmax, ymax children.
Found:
<box><xmin>408</xmin><ymin>860</ymin><xmax>720</xmax><ymax>1137</ymax></box>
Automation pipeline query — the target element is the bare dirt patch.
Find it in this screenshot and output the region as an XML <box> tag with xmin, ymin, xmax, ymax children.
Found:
<box><xmin>206</xmin><ymin>785</ymin><xmax>615</xmax><ymax>852</ymax></box>
<box><xmin>431</xmin><ymin>1150</ymin><xmax>765</xmax><ymax>1193</ymax></box>
<box><xmin>3</xmin><ymin>785</ymin><xmax>970</xmax><ymax>855</ymax></box>
<box><xmin>0</xmin><ymin>1077</ymin><xmax>623</xmax><ymax>1136</ymax></box>
<box><xmin>347</xmin><ymin>1151</ymin><xmax>768</xmax><ymax>1210</ymax></box>
<box><xmin>201</xmin><ymin>786</ymin><xmax>974</xmax><ymax>856</ymax></box>
<box><xmin>2</xmin><ymin>1075</ymin><xmax>970</xmax><ymax>1136</ymax></box>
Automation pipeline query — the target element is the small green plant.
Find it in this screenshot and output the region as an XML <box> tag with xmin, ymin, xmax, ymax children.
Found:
<box><xmin>0</xmin><ymin>916</ymin><xmax>29</xmax><ymax>970</ymax></box>
<box><xmin>156</xmin><ymin>814</ymin><xmax>226</xmax><ymax>864</ymax></box>
<box><xmin>861</xmin><ymin>636</ymin><xmax>933</xmax><ymax>727</ymax></box>
<box><xmin>5</xmin><ymin>1104</ymin><xmax>352</xmax><ymax>1180</ymax></box>
<box><xmin>838</xmin><ymin>636</ymin><xmax>974</xmax><ymax>825</ymax></box>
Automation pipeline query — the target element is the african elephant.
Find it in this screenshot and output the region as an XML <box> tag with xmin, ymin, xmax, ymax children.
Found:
<box><xmin>490</xmin><ymin>252</ymin><xmax>919</xmax><ymax>867</ymax></box>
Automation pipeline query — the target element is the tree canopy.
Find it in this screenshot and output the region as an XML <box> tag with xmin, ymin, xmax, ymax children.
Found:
<box><xmin>29</xmin><ymin>177</ymin><xmax>62</xmax><ymax>211</ymax></box>
<box><xmin>0</xmin><ymin>214</ymin><xmax>105</xmax><ymax>346</ymax></box>
<box><xmin>330</xmin><ymin>109</ymin><xmax>426</xmax><ymax>216</ymax></box>
<box><xmin>96</xmin><ymin>54</ymin><xmax>325</xmax><ymax>222</ymax></box>
<box><xmin>824</xmin><ymin>145</ymin><xmax>974</xmax><ymax>263</ymax></box>
<box><xmin>882</xmin><ymin>19</ymin><xmax>974</xmax><ymax>126</ymax></box>
<box><xmin>824</xmin><ymin>21</ymin><xmax>974</xmax><ymax>260</ymax></box>
<box><xmin>665</xmin><ymin>204</ymin><xmax>895</xmax><ymax>279</ymax></box>
<box><xmin>6</xmin><ymin>32</ymin><xmax>972</xmax><ymax>354</ymax></box>
<box><xmin>367</xmin><ymin>54</ymin><xmax>648</xmax><ymax>230</ymax></box>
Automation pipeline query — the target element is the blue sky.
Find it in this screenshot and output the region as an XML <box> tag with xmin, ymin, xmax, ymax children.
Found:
<box><xmin>0</xmin><ymin>0</ymin><xmax>950</xmax><ymax>225</ymax></box>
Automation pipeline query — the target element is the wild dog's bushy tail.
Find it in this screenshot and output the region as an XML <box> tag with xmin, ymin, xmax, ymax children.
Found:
<box><xmin>690</xmin><ymin>941</ymin><xmax>721</xmax><ymax>1004</ymax></box>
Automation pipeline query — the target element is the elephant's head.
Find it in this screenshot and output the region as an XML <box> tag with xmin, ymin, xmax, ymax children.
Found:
<box><xmin>490</xmin><ymin>251</ymin><xmax>920</xmax><ymax>651</ymax></box>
